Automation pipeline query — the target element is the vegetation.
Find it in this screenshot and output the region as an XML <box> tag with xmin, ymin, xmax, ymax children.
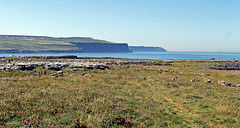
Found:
<box><xmin>0</xmin><ymin>35</ymin><xmax>114</xmax><ymax>52</ymax></box>
<box><xmin>1</xmin><ymin>59</ymin><xmax>240</xmax><ymax>127</ymax></box>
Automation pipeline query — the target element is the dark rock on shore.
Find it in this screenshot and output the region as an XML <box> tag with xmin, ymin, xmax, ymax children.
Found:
<box><xmin>210</xmin><ymin>62</ymin><xmax>240</xmax><ymax>70</ymax></box>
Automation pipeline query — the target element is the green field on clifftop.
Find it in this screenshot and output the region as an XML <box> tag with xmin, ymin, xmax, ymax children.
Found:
<box><xmin>0</xmin><ymin>35</ymin><xmax>114</xmax><ymax>52</ymax></box>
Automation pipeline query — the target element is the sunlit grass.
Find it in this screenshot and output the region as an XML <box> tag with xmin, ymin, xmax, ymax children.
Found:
<box><xmin>0</xmin><ymin>60</ymin><xmax>240</xmax><ymax>127</ymax></box>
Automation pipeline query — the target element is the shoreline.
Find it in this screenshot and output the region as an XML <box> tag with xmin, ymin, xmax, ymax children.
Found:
<box><xmin>1</xmin><ymin>56</ymin><xmax>239</xmax><ymax>71</ymax></box>
<box><xmin>0</xmin><ymin>55</ymin><xmax>239</xmax><ymax>62</ymax></box>
<box><xmin>1</xmin><ymin>51</ymin><xmax>240</xmax><ymax>61</ymax></box>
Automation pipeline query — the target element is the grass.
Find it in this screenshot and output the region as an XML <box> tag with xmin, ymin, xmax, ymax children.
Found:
<box><xmin>0</xmin><ymin>38</ymin><xmax>77</xmax><ymax>51</ymax></box>
<box><xmin>0</xmin><ymin>59</ymin><xmax>240</xmax><ymax>127</ymax></box>
<box><xmin>0</xmin><ymin>36</ymin><xmax>114</xmax><ymax>51</ymax></box>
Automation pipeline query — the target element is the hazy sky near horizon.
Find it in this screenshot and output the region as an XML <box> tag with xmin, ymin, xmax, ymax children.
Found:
<box><xmin>0</xmin><ymin>0</ymin><xmax>239</xmax><ymax>52</ymax></box>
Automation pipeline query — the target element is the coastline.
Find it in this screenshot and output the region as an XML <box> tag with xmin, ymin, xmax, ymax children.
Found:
<box><xmin>1</xmin><ymin>51</ymin><xmax>240</xmax><ymax>60</ymax></box>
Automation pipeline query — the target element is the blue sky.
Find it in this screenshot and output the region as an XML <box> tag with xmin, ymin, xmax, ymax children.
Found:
<box><xmin>0</xmin><ymin>0</ymin><xmax>239</xmax><ymax>52</ymax></box>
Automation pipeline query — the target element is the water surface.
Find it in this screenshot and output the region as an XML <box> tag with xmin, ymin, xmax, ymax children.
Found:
<box><xmin>1</xmin><ymin>52</ymin><xmax>240</xmax><ymax>60</ymax></box>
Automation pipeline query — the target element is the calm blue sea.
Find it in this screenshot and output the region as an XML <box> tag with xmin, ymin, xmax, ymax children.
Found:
<box><xmin>0</xmin><ymin>52</ymin><xmax>240</xmax><ymax>60</ymax></box>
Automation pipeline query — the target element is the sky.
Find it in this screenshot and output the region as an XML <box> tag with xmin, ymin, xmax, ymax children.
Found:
<box><xmin>0</xmin><ymin>0</ymin><xmax>239</xmax><ymax>52</ymax></box>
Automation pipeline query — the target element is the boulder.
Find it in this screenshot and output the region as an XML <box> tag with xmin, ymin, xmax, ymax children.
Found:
<box><xmin>205</xmin><ymin>79</ymin><xmax>211</xmax><ymax>83</ymax></box>
<box><xmin>218</xmin><ymin>81</ymin><xmax>225</xmax><ymax>86</ymax></box>
<box><xmin>190</xmin><ymin>79</ymin><xmax>196</xmax><ymax>82</ymax></box>
<box><xmin>57</xmin><ymin>71</ymin><xmax>63</xmax><ymax>77</ymax></box>
<box><xmin>225</xmin><ymin>82</ymin><xmax>231</xmax><ymax>87</ymax></box>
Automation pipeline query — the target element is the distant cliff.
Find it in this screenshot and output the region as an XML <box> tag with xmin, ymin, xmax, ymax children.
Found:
<box><xmin>0</xmin><ymin>35</ymin><xmax>130</xmax><ymax>53</ymax></box>
<box><xmin>129</xmin><ymin>46</ymin><xmax>167</xmax><ymax>52</ymax></box>
<box><xmin>70</xmin><ymin>42</ymin><xmax>130</xmax><ymax>53</ymax></box>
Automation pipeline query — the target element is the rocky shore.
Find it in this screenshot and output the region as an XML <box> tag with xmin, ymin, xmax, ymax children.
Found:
<box><xmin>0</xmin><ymin>56</ymin><xmax>163</xmax><ymax>71</ymax></box>
<box><xmin>1</xmin><ymin>55</ymin><xmax>239</xmax><ymax>72</ymax></box>
<box><xmin>210</xmin><ymin>62</ymin><xmax>240</xmax><ymax>70</ymax></box>
<box><xmin>0</xmin><ymin>60</ymin><xmax>109</xmax><ymax>71</ymax></box>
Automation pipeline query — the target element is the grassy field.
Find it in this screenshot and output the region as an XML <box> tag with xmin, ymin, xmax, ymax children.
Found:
<box><xmin>0</xmin><ymin>38</ymin><xmax>77</xmax><ymax>51</ymax></box>
<box><xmin>1</xmin><ymin>59</ymin><xmax>240</xmax><ymax>127</ymax></box>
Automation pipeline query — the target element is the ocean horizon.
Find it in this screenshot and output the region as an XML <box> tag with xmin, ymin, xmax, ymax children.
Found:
<box><xmin>1</xmin><ymin>51</ymin><xmax>240</xmax><ymax>60</ymax></box>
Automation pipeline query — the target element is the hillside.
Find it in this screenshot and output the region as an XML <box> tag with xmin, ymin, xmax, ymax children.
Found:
<box><xmin>0</xmin><ymin>35</ymin><xmax>130</xmax><ymax>53</ymax></box>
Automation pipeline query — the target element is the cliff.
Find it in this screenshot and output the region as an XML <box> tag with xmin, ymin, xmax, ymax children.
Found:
<box><xmin>70</xmin><ymin>42</ymin><xmax>129</xmax><ymax>53</ymax></box>
<box><xmin>129</xmin><ymin>46</ymin><xmax>167</xmax><ymax>52</ymax></box>
<box><xmin>0</xmin><ymin>35</ymin><xmax>130</xmax><ymax>53</ymax></box>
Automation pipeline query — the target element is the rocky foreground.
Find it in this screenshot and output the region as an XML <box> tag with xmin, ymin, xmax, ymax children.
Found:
<box><xmin>0</xmin><ymin>60</ymin><xmax>109</xmax><ymax>71</ymax></box>
<box><xmin>1</xmin><ymin>56</ymin><xmax>240</xmax><ymax>127</ymax></box>
<box><xmin>210</xmin><ymin>62</ymin><xmax>240</xmax><ymax>70</ymax></box>
<box><xmin>1</xmin><ymin>56</ymin><xmax>240</xmax><ymax>89</ymax></box>
<box><xmin>0</xmin><ymin>57</ymin><xmax>162</xmax><ymax>71</ymax></box>
<box><xmin>0</xmin><ymin>55</ymin><xmax>239</xmax><ymax>71</ymax></box>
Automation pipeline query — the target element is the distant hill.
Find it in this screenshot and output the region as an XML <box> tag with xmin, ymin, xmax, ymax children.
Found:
<box><xmin>0</xmin><ymin>35</ymin><xmax>130</xmax><ymax>53</ymax></box>
<box><xmin>129</xmin><ymin>46</ymin><xmax>167</xmax><ymax>52</ymax></box>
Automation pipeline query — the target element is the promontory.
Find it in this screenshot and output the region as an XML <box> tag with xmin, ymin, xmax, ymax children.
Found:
<box><xmin>0</xmin><ymin>35</ymin><xmax>130</xmax><ymax>53</ymax></box>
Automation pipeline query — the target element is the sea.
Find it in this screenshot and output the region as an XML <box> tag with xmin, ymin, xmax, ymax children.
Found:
<box><xmin>0</xmin><ymin>52</ymin><xmax>240</xmax><ymax>60</ymax></box>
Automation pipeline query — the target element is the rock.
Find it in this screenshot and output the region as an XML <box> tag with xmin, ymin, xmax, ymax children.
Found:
<box><xmin>45</xmin><ymin>65</ymin><xmax>62</xmax><ymax>71</ymax></box>
<box><xmin>11</xmin><ymin>66</ymin><xmax>22</xmax><ymax>70</ymax></box>
<box><xmin>205</xmin><ymin>79</ymin><xmax>211</xmax><ymax>83</ymax></box>
<box><xmin>0</xmin><ymin>66</ymin><xmax>6</xmax><ymax>71</ymax></box>
<box><xmin>0</xmin><ymin>59</ymin><xmax>168</xmax><ymax>72</ymax></box>
<box><xmin>72</xmin><ymin>68</ymin><xmax>85</xmax><ymax>71</ymax></box>
<box><xmin>79</xmin><ymin>73</ymin><xmax>86</xmax><ymax>76</ymax></box>
<box><xmin>173</xmin><ymin>77</ymin><xmax>178</xmax><ymax>80</ymax></box>
<box><xmin>236</xmin><ymin>87</ymin><xmax>240</xmax><ymax>89</ymax></box>
<box><xmin>79</xmin><ymin>73</ymin><xmax>92</xmax><ymax>77</ymax></box>
<box><xmin>57</xmin><ymin>71</ymin><xmax>63</xmax><ymax>74</ymax></box>
<box><xmin>210</xmin><ymin>62</ymin><xmax>240</xmax><ymax>70</ymax></box>
<box><xmin>85</xmin><ymin>74</ymin><xmax>92</xmax><ymax>77</ymax></box>
<box><xmin>159</xmin><ymin>69</ymin><xmax>162</xmax><ymax>73</ymax></box>
<box><xmin>18</xmin><ymin>78</ymin><xmax>26</xmax><ymax>80</ymax></box>
<box><xmin>96</xmin><ymin>65</ymin><xmax>108</xmax><ymax>70</ymax></box>
<box><xmin>196</xmin><ymin>73</ymin><xmax>204</xmax><ymax>75</ymax></box>
<box><xmin>190</xmin><ymin>79</ymin><xmax>195</xmax><ymax>82</ymax></box>
<box><xmin>225</xmin><ymin>82</ymin><xmax>231</xmax><ymax>86</ymax></box>
<box><xmin>57</xmin><ymin>71</ymin><xmax>63</xmax><ymax>77</ymax></box>
<box><xmin>72</xmin><ymin>68</ymin><xmax>78</xmax><ymax>71</ymax></box>
<box><xmin>0</xmin><ymin>77</ymin><xmax>9</xmax><ymax>80</ymax></box>
<box><xmin>79</xmin><ymin>68</ymin><xmax>85</xmax><ymax>71</ymax></box>
<box><xmin>51</xmin><ymin>73</ymin><xmax>57</xmax><ymax>77</ymax></box>
<box><xmin>218</xmin><ymin>81</ymin><xmax>232</xmax><ymax>87</ymax></box>
<box><xmin>218</xmin><ymin>81</ymin><xmax>225</xmax><ymax>86</ymax></box>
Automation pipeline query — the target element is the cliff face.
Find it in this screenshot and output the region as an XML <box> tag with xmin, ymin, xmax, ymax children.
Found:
<box><xmin>129</xmin><ymin>46</ymin><xmax>167</xmax><ymax>52</ymax></box>
<box><xmin>70</xmin><ymin>42</ymin><xmax>130</xmax><ymax>53</ymax></box>
<box><xmin>0</xmin><ymin>35</ymin><xmax>131</xmax><ymax>53</ymax></box>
